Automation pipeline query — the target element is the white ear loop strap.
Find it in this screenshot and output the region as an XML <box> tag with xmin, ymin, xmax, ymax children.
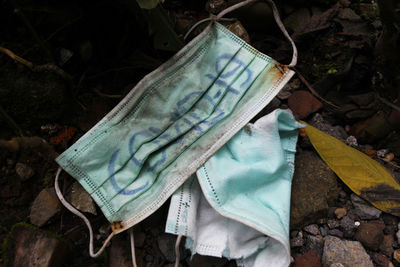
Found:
<box><xmin>185</xmin><ymin>0</ymin><xmax>297</xmax><ymax>68</ymax></box>
<box><xmin>129</xmin><ymin>228</ymin><xmax>138</xmax><ymax>267</ymax></box>
<box><xmin>174</xmin><ymin>235</ymin><xmax>183</xmax><ymax>267</ymax></box>
<box><xmin>54</xmin><ymin>167</ymin><xmax>115</xmax><ymax>258</ymax></box>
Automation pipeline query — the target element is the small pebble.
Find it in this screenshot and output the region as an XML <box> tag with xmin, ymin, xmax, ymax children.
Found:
<box><xmin>383</xmin><ymin>153</ymin><xmax>395</xmax><ymax>162</ymax></box>
<box><xmin>291</xmin><ymin>231</ymin><xmax>304</xmax><ymax>248</ymax></box>
<box><xmin>327</xmin><ymin>220</ymin><xmax>340</xmax><ymax>229</ymax></box>
<box><xmin>394</xmin><ymin>250</ymin><xmax>400</xmax><ymax>263</ymax></box>
<box><xmin>320</xmin><ymin>226</ymin><xmax>329</xmax><ymax>237</ymax></box>
<box><xmin>304</xmin><ymin>224</ymin><xmax>320</xmax><ymax>235</ymax></box>
<box><xmin>15</xmin><ymin>163</ymin><xmax>35</xmax><ymax>181</ymax></box>
<box><xmin>377</xmin><ymin>149</ymin><xmax>389</xmax><ymax>158</ymax></box>
<box><xmin>355</xmin><ymin>221</ymin><xmax>360</xmax><ymax>227</ymax></box>
<box><xmin>345</xmin><ymin>136</ymin><xmax>358</xmax><ymax>147</ymax></box>
<box><xmin>334</xmin><ymin>208</ymin><xmax>347</xmax><ymax>219</ymax></box>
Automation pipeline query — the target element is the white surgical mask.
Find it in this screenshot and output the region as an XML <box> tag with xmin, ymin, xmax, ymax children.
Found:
<box><xmin>166</xmin><ymin>109</ymin><xmax>304</xmax><ymax>267</ymax></box>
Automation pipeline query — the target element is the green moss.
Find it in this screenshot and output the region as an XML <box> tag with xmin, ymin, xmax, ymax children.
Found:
<box><xmin>327</xmin><ymin>68</ymin><xmax>338</xmax><ymax>74</ymax></box>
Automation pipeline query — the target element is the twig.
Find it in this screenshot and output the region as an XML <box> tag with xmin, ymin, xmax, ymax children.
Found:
<box><xmin>33</xmin><ymin>63</ymin><xmax>73</xmax><ymax>81</ymax></box>
<box><xmin>0</xmin><ymin>46</ymin><xmax>73</xmax><ymax>82</ymax></box>
<box><xmin>0</xmin><ymin>105</ymin><xmax>24</xmax><ymax>136</ymax></box>
<box><xmin>377</xmin><ymin>95</ymin><xmax>400</xmax><ymax>113</ymax></box>
<box><xmin>294</xmin><ymin>69</ymin><xmax>340</xmax><ymax>109</ymax></box>
<box><xmin>92</xmin><ymin>88</ymin><xmax>122</xmax><ymax>99</ymax></box>
<box><xmin>0</xmin><ymin>46</ymin><xmax>33</xmax><ymax>68</ymax></box>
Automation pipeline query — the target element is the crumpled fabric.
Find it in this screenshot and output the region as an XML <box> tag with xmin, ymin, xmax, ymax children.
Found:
<box><xmin>166</xmin><ymin>109</ymin><xmax>304</xmax><ymax>267</ymax></box>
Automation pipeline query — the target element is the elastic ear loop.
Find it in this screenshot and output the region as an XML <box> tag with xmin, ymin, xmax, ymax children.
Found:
<box><xmin>129</xmin><ymin>228</ymin><xmax>138</xmax><ymax>267</ymax></box>
<box><xmin>174</xmin><ymin>235</ymin><xmax>183</xmax><ymax>267</ymax></box>
<box><xmin>54</xmin><ymin>167</ymin><xmax>115</xmax><ymax>258</ymax></box>
<box><xmin>184</xmin><ymin>0</ymin><xmax>297</xmax><ymax>68</ymax></box>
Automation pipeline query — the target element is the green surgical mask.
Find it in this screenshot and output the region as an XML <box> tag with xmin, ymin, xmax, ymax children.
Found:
<box><xmin>54</xmin><ymin>0</ymin><xmax>298</xmax><ymax>261</ymax></box>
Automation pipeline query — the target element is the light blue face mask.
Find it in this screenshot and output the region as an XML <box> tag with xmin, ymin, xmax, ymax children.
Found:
<box><xmin>54</xmin><ymin>0</ymin><xmax>298</xmax><ymax>262</ymax></box>
<box><xmin>166</xmin><ymin>109</ymin><xmax>304</xmax><ymax>267</ymax></box>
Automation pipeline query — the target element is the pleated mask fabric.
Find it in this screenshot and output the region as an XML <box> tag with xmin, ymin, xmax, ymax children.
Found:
<box><xmin>55</xmin><ymin>22</ymin><xmax>294</xmax><ymax>233</ymax></box>
<box><xmin>166</xmin><ymin>109</ymin><xmax>304</xmax><ymax>267</ymax></box>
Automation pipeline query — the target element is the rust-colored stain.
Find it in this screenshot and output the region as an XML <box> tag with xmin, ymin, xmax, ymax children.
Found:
<box><xmin>274</xmin><ymin>63</ymin><xmax>289</xmax><ymax>76</ymax></box>
<box><xmin>111</xmin><ymin>221</ymin><xmax>123</xmax><ymax>231</ymax></box>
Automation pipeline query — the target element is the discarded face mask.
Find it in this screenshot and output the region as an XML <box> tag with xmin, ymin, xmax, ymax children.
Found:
<box><xmin>54</xmin><ymin>0</ymin><xmax>298</xmax><ymax>262</ymax></box>
<box><xmin>166</xmin><ymin>109</ymin><xmax>304</xmax><ymax>267</ymax></box>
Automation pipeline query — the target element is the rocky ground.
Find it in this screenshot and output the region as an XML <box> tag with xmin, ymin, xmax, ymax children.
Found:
<box><xmin>1</xmin><ymin>0</ymin><xmax>400</xmax><ymax>266</ymax></box>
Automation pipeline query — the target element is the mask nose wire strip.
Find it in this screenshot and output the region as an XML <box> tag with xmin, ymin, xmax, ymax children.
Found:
<box><xmin>55</xmin><ymin>167</ymin><xmax>115</xmax><ymax>258</ymax></box>
<box><xmin>174</xmin><ymin>235</ymin><xmax>183</xmax><ymax>267</ymax></box>
<box><xmin>129</xmin><ymin>228</ymin><xmax>138</xmax><ymax>267</ymax></box>
<box><xmin>184</xmin><ymin>0</ymin><xmax>297</xmax><ymax>68</ymax></box>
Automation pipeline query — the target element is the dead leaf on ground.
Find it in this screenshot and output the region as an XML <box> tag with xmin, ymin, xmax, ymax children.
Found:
<box><xmin>302</xmin><ymin>122</ymin><xmax>400</xmax><ymax>217</ymax></box>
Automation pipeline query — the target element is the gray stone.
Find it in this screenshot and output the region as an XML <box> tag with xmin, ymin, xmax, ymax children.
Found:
<box><xmin>302</xmin><ymin>235</ymin><xmax>325</xmax><ymax>257</ymax></box>
<box><xmin>320</xmin><ymin>225</ymin><xmax>329</xmax><ymax>237</ymax></box>
<box><xmin>12</xmin><ymin>224</ymin><xmax>66</xmax><ymax>267</ymax></box>
<box><xmin>30</xmin><ymin>188</ymin><xmax>61</xmax><ymax>227</ymax></box>
<box><xmin>158</xmin><ymin>234</ymin><xmax>177</xmax><ymax>262</ymax></box>
<box><xmin>328</xmin><ymin>229</ymin><xmax>344</xmax><ymax>238</ymax></box>
<box><xmin>309</xmin><ymin>113</ymin><xmax>348</xmax><ymax>141</ymax></box>
<box><xmin>322</xmin><ymin>236</ymin><xmax>374</xmax><ymax>267</ymax></box>
<box><xmin>69</xmin><ymin>181</ymin><xmax>97</xmax><ymax>215</ymax></box>
<box><xmin>304</xmin><ymin>224</ymin><xmax>320</xmax><ymax>235</ymax></box>
<box><xmin>290</xmin><ymin>151</ymin><xmax>340</xmax><ymax>229</ymax></box>
<box><xmin>340</xmin><ymin>216</ymin><xmax>356</xmax><ymax>237</ymax></box>
<box><xmin>351</xmin><ymin>194</ymin><xmax>382</xmax><ymax>219</ymax></box>
<box><xmin>345</xmin><ymin>136</ymin><xmax>358</xmax><ymax>147</ymax></box>
<box><xmin>291</xmin><ymin>231</ymin><xmax>304</xmax><ymax>248</ymax></box>
<box><xmin>15</xmin><ymin>163</ymin><xmax>34</xmax><ymax>181</ymax></box>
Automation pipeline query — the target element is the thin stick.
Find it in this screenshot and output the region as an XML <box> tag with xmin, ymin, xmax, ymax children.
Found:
<box><xmin>377</xmin><ymin>95</ymin><xmax>400</xmax><ymax>113</ymax></box>
<box><xmin>294</xmin><ymin>69</ymin><xmax>340</xmax><ymax>109</ymax></box>
<box><xmin>0</xmin><ymin>46</ymin><xmax>33</xmax><ymax>68</ymax></box>
<box><xmin>92</xmin><ymin>88</ymin><xmax>122</xmax><ymax>99</ymax></box>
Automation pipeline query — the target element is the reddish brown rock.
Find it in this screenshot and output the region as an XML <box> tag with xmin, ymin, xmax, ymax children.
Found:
<box><xmin>354</xmin><ymin>221</ymin><xmax>385</xmax><ymax>251</ymax></box>
<box><xmin>288</xmin><ymin>90</ymin><xmax>323</xmax><ymax>119</ymax></box>
<box><xmin>370</xmin><ymin>253</ymin><xmax>391</xmax><ymax>267</ymax></box>
<box><xmin>294</xmin><ymin>251</ymin><xmax>321</xmax><ymax>267</ymax></box>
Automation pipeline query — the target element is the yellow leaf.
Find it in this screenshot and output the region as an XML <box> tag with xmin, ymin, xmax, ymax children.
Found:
<box><xmin>302</xmin><ymin>122</ymin><xmax>400</xmax><ymax>217</ymax></box>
